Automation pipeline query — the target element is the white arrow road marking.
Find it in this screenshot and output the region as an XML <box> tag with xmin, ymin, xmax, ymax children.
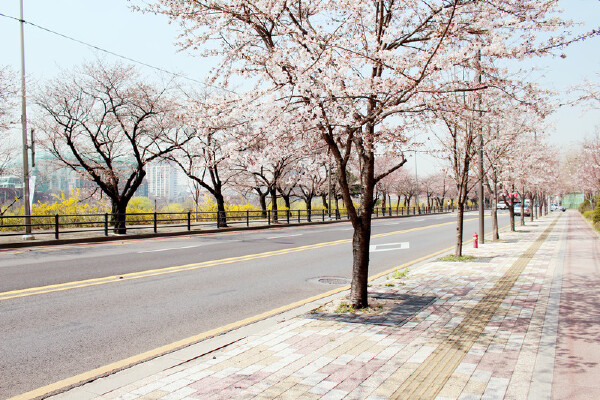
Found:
<box><xmin>370</xmin><ymin>242</ymin><xmax>410</xmax><ymax>252</ymax></box>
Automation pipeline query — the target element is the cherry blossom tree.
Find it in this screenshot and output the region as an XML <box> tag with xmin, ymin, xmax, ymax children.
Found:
<box><xmin>433</xmin><ymin>105</ymin><xmax>479</xmax><ymax>257</ymax></box>
<box><xmin>0</xmin><ymin>67</ymin><xmax>20</xmax><ymax>178</ymax></box>
<box><xmin>168</xmin><ymin>94</ymin><xmax>244</xmax><ymax>227</ymax></box>
<box><xmin>278</xmin><ymin>167</ymin><xmax>302</xmax><ymax>210</ymax></box>
<box><xmin>497</xmin><ymin>130</ymin><xmax>537</xmax><ymax>229</ymax></box>
<box><xmin>421</xmin><ymin>174</ymin><xmax>439</xmax><ymax>210</ymax></box>
<box><xmin>296</xmin><ymin>158</ymin><xmax>328</xmax><ymax>221</ymax></box>
<box><xmin>233</xmin><ymin>128</ymin><xmax>302</xmax><ymax>222</ymax></box>
<box><xmin>484</xmin><ymin>124</ymin><xmax>519</xmax><ymax>239</ymax></box>
<box><xmin>0</xmin><ymin>67</ymin><xmax>17</xmax><ymax>133</ymax></box>
<box><xmin>389</xmin><ymin>168</ymin><xmax>418</xmax><ymax>211</ymax></box>
<box><xmin>578</xmin><ymin>132</ymin><xmax>600</xmax><ymax>197</ymax></box>
<box><xmin>376</xmin><ymin>155</ymin><xmax>402</xmax><ymax>215</ymax></box>
<box><xmin>146</xmin><ymin>0</ymin><xmax>592</xmax><ymax>307</ymax></box>
<box><xmin>36</xmin><ymin>61</ymin><xmax>193</xmax><ymax>233</ymax></box>
<box><xmin>481</xmin><ymin>91</ymin><xmax>549</xmax><ymax>238</ymax></box>
<box><xmin>429</xmin><ymin>171</ymin><xmax>452</xmax><ymax>209</ymax></box>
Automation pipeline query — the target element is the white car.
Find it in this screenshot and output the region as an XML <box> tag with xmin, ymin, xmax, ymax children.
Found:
<box><xmin>497</xmin><ymin>201</ymin><xmax>507</xmax><ymax>210</ymax></box>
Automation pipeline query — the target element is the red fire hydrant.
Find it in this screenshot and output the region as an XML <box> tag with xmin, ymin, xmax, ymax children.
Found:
<box><xmin>473</xmin><ymin>233</ymin><xmax>479</xmax><ymax>248</ymax></box>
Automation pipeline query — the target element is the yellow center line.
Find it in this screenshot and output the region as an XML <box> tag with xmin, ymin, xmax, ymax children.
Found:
<box><xmin>0</xmin><ymin>217</ymin><xmax>483</xmax><ymax>301</ymax></box>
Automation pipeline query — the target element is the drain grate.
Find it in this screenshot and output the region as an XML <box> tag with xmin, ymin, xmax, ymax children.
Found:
<box><xmin>315</xmin><ymin>277</ymin><xmax>351</xmax><ymax>285</ymax></box>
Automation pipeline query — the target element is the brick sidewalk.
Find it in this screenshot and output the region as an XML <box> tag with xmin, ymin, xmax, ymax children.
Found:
<box><xmin>49</xmin><ymin>212</ymin><xmax>587</xmax><ymax>400</ymax></box>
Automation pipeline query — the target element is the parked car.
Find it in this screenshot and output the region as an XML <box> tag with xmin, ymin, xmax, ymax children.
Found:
<box><xmin>497</xmin><ymin>201</ymin><xmax>508</xmax><ymax>210</ymax></box>
<box><xmin>551</xmin><ymin>204</ymin><xmax>566</xmax><ymax>212</ymax></box>
<box><xmin>514</xmin><ymin>202</ymin><xmax>531</xmax><ymax>216</ymax></box>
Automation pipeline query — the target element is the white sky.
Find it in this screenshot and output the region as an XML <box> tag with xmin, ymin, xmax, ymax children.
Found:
<box><xmin>0</xmin><ymin>0</ymin><xmax>599</xmax><ymax>176</ymax></box>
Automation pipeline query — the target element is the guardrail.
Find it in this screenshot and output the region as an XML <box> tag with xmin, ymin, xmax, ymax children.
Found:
<box><xmin>0</xmin><ymin>205</ymin><xmax>464</xmax><ymax>240</ymax></box>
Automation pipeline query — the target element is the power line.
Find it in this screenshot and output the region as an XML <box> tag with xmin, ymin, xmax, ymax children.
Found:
<box><xmin>0</xmin><ymin>12</ymin><xmax>233</xmax><ymax>92</ymax></box>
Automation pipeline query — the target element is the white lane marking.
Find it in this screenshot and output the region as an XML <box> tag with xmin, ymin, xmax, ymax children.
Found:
<box><xmin>414</xmin><ymin>218</ymin><xmax>425</xmax><ymax>222</ymax></box>
<box><xmin>266</xmin><ymin>233</ymin><xmax>303</xmax><ymax>240</ymax></box>
<box><xmin>138</xmin><ymin>244</ymin><xmax>208</xmax><ymax>253</ymax></box>
<box><xmin>137</xmin><ymin>240</ymin><xmax>241</xmax><ymax>253</ymax></box>
<box><xmin>370</xmin><ymin>242</ymin><xmax>410</xmax><ymax>252</ymax></box>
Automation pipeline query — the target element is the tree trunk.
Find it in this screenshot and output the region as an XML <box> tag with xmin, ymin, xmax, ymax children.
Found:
<box><xmin>258</xmin><ymin>191</ymin><xmax>268</xmax><ymax>218</ymax></box>
<box><xmin>111</xmin><ymin>200</ymin><xmax>128</xmax><ymax>234</ymax></box>
<box><xmin>305</xmin><ymin>198</ymin><xmax>312</xmax><ymax>222</ymax></box>
<box><xmin>381</xmin><ymin>191</ymin><xmax>387</xmax><ymax>213</ymax></box>
<box><xmin>215</xmin><ymin>193</ymin><xmax>228</xmax><ymax>228</ymax></box>
<box><xmin>350</xmin><ymin>217</ymin><xmax>371</xmax><ymax>309</ymax></box>
<box><xmin>529</xmin><ymin>193</ymin><xmax>534</xmax><ymax>222</ymax></box>
<box><xmin>520</xmin><ymin>196</ymin><xmax>525</xmax><ymax>226</ymax></box>
<box><xmin>491</xmin><ymin>203</ymin><xmax>499</xmax><ymax>240</ymax></box>
<box><xmin>541</xmin><ymin>195</ymin><xmax>545</xmax><ymax>216</ymax></box>
<box><xmin>508</xmin><ymin>205</ymin><xmax>515</xmax><ymax>231</ymax></box>
<box><xmin>491</xmin><ymin>183</ymin><xmax>499</xmax><ymax>240</ymax></box>
<box><xmin>270</xmin><ymin>187</ymin><xmax>278</xmax><ymax>223</ymax></box>
<box><xmin>321</xmin><ymin>193</ymin><xmax>328</xmax><ymax>210</ymax></box>
<box><xmin>282</xmin><ymin>193</ymin><xmax>291</xmax><ymax>210</ymax></box>
<box><xmin>455</xmin><ymin>202</ymin><xmax>464</xmax><ymax>257</ymax></box>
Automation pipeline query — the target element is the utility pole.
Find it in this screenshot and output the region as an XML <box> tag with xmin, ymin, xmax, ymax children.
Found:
<box><xmin>19</xmin><ymin>0</ymin><xmax>33</xmax><ymax>239</ymax></box>
<box><xmin>414</xmin><ymin>150</ymin><xmax>419</xmax><ymax>210</ymax></box>
<box><xmin>327</xmin><ymin>160</ymin><xmax>332</xmax><ymax>217</ymax></box>
<box><xmin>477</xmin><ymin>49</ymin><xmax>484</xmax><ymax>244</ymax></box>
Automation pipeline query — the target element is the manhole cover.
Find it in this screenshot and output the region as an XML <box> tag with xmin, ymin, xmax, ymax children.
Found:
<box><xmin>310</xmin><ymin>277</ymin><xmax>351</xmax><ymax>285</ymax></box>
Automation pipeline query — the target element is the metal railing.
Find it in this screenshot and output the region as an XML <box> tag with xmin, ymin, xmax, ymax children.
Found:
<box><xmin>0</xmin><ymin>204</ymin><xmax>464</xmax><ymax>240</ymax></box>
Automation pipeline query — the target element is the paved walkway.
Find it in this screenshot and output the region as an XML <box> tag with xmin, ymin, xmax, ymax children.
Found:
<box><xmin>46</xmin><ymin>211</ymin><xmax>598</xmax><ymax>400</ymax></box>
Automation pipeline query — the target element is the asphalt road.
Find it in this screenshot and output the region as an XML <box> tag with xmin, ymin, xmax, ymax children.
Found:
<box><xmin>0</xmin><ymin>211</ymin><xmax>510</xmax><ymax>399</ymax></box>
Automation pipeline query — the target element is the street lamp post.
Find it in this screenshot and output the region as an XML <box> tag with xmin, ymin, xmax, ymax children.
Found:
<box><xmin>327</xmin><ymin>160</ymin><xmax>332</xmax><ymax>217</ymax></box>
<box><xmin>19</xmin><ymin>0</ymin><xmax>33</xmax><ymax>239</ymax></box>
<box><xmin>477</xmin><ymin>49</ymin><xmax>484</xmax><ymax>244</ymax></box>
<box><xmin>413</xmin><ymin>150</ymin><xmax>419</xmax><ymax>212</ymax></box>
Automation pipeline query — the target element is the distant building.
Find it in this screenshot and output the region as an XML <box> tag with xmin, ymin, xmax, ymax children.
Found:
<box><xmin>146</xmin><ymin>161</ymin><xmax>179</xmax><ymax>201</ymax></box>
<box><xmin>0</xmin><ymin>176</ymin><xmax>22</xmax><ymax>189</ymax></box>
<box><xmin>561</xmin><ymin>193</ymin><xmax>584</xmax><ymax>209</ymax></box>
<box><xmin>134</xmin><ymin>178</ymin><xmax>149</xmax><ymax>197</ymax></box>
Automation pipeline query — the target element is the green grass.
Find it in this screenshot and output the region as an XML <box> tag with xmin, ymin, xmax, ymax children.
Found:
<box><xmin>385</xmin><ymin>283</ymin><xmax>395</xmax><ymax>287</ymax></box>
<box><xmin>392</xmin><ymin>268</ymin><xmax>409</xmax><ymax>280</ymax></box>
<box><xmin>334</xmin><ymin>302</ymin><xmax>373</xmax><ymax>314</ymax></box>
<box><xmin>582</xmin><ymin>210</ymin><xmax>600</xmax><ymax>233</ymax></box>
<box><xmin>438</xmin><ymin>254</ymin><xmax>477</xmax><ymax>262</ymax></box>
<box><xmin>335</xmin><ymin>302</ymin><xmax>356</xmax><ymax>313</ymax></box>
